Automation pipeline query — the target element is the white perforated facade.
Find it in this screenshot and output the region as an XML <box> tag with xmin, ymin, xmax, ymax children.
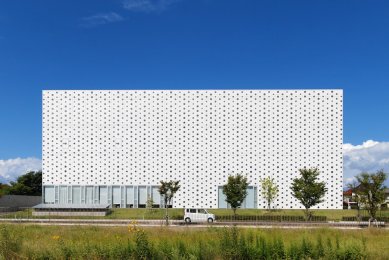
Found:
<box><xmin>42</xmin><ymin>90</ymin><xmax>343</xmax><ymax>209</ymax></box>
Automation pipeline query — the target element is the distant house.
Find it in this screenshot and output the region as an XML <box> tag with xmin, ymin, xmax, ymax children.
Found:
<box><xmin>343</xmin><ymin>189</ymin><xmax>357</xmax><ymax>209</ymax></box>
<box><xmin>384</xmin><ymin>188</ymin><xmax>389</xmax><ymax>208</ymax></box>
<box><xmin>343</xmin><ymin>187</ymin><xmax>389</xmax><ymax>209</ymax></box>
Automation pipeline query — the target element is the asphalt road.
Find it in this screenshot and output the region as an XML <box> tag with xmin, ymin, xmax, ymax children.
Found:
<box><xmin>0</xmin><ymin>218</ymin><xmax>386</xmax><ymax>229</ymax></box>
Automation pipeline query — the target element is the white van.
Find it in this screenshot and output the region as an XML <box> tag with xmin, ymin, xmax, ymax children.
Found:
<box><xmin>184</xmin><ymin>208</ymin><xmax>215</xmax><ymax>223</ymax></box>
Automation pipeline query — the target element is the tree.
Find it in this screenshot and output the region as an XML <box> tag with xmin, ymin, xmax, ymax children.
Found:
<box><xmin>0</xmin><ymin>183</ymin><xmax>10</xmax><ymax>198</ymax></box>
<box><xmin>354</xmin><ymin>170</ymin><xmax>387</xmax><ymax>220</ymax></box>
<box><xmin>347</xmin><ymin>180</ymin><xmax>363</xmax><ymax>221</ymax></box>
<box><xmin>260</xmin><ymin>177</ymin><xmax>279</xmax><ymax>210</ymax></box>
<box><xmin>7</xmin><ymin>171</ymin><xmax>42</xmax><ymax>196</ymax></box>
<box><xmin>158</xmin><ymin>180</ymin><xmax>180</xmax><ymax>225</ymax></box>
<box><xmin>291</xmin><ymin>168</ymin><xmax>327</xmax><ymax>221</ymax></box>
<box><xmin>222</xmin><ymin>173</ymin><xmax>249</xmax><ymax>217</ymax></box>
<box><xmin>145</xmin><ymin>195</ymin><xmax>156</xmax><ymax>215</ymax></box>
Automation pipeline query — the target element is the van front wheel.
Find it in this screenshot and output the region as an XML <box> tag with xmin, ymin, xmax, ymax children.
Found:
<box><xmin>185</xmin><ymin>217</ymin><xmax>191</xmax><ymax>224</ymax></box>
<box><xmin>208</xmin><ymin>218</ymin><xmax>214</xmax><ymax>223</ymax></box>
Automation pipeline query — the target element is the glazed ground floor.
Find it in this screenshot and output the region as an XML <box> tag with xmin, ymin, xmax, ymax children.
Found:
<box><xmin>43</xmin><ymin>185</ymin><xmax>258</xmax><ymax>209</ymax></box>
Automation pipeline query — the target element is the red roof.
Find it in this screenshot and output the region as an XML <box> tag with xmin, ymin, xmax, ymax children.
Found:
<box><xmin>343</xmin><ymin>189</ymin><xmax>353</xmax><ymax>196</ymax></box>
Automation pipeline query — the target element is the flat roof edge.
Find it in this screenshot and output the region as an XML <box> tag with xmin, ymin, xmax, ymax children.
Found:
<box><xmin>42</xmin><ymin>89</ymin><xmax>343</xmax><ymax>92</ymax></box>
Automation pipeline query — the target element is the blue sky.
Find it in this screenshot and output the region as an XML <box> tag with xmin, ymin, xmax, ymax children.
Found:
<box><xmin>0</xmin><ymin>0</ymin><xmax>389</xmax><ymax>184</ymax></box>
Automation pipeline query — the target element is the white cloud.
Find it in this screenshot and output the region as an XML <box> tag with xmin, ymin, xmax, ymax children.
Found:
<box><xmin>82</xmin><ymin>12</ymin><xmax>124</xmax><ymax>27</ymax></box>
<box><xmin>343</xmin><ymin>140</ymin><xmax>389</xmax><ymax>186</ymax></box>
<box><xmin>343</xmin><ymin>140</ymin><xmax>379</xmax><ymax>153</ymax></box>
<box><xmin>123</xmin><ymin>0</ymin><xmax>179</xmax><ymax>13</ymax></box>
<box><xmin>0</xmin><ymin>157</ymin><xmax>41</xmax><ymax>184</ymax></box>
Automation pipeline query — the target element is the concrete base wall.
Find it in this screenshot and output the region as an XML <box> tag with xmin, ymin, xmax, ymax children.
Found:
<box><xmin>32</xmin><ymin>211</ymin><xmax>107</xmax><ymax>217</ymax></box>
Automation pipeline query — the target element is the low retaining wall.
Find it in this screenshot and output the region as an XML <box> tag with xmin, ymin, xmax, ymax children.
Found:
<box><xmin>32</xmin><ymin>211</ymin><xmax>107</xmax><ymax>217</ymax></box>
<box><xmin>0</xmin><ymin>195</ymin><xmax>41</xmax><ymax>208</ymax></box>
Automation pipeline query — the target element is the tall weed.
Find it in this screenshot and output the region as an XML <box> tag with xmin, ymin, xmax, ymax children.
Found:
<box><xmin>134</xmin><ymin>229</ymin><xmax>152</xmax><ymax>259</ymax></box>
<box><xmin>0</xmin><ymin>225</ymin><xmax>21</xmax><ymax>260</ymax></box>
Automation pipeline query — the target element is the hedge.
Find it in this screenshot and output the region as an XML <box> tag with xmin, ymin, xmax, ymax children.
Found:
<box><xmin>216</xmin><ymin>215</ymin><xmax>327</xmax><ymax>222</ymax></box>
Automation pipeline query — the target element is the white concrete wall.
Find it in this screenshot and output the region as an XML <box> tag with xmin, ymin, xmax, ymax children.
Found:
<box><xmin>42</xmin><ymin>90</ymin><xmax>343</xmax><ymax>209</ymax></box>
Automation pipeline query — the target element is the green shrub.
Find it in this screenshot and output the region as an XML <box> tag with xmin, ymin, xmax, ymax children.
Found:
<box><xmin>288</xmin><ymin>242</ymin><xmax>302</xmax><ymax>260</ymax></box>
<box><xmin>158</xmin><ymin>239</ymin><xmax>174</xmax><ymax>259</ymax></box>
<box><xmin>26</xmin><ymin>250</ymin><xmax>56</xmax><ymax>260</ymax></box>
<box><xmin>176</xmin><ymin>240</ymin><xmax>189</xmax><ymax>259</ymax></box>
<box><xmin>58</xmin><ymin>240</ymin><xmax>73</xmax><ymax>260</ymax></box>
<box><xmin>134</xmin><ymin>229</ymin><xmax>152</xmax><ymax>259</ymax></box>
<box><xmin>340</xmin><ymin>244</ymin><xmax>365</xmax><ymax>260</ymax></box>
<box><xmin>315</xmin><ymin>235</ymin><xmax>325</xmax><ymax>259</ymax></box>
<box><xmin>109</xmin><ymin>242</ymin><xmax>132</xmax><ymax>259</ymax></box>
<box><xmin>216</xmin><ymin>215</ymin><xmax>327</xmax><ymax>222</ymax></box>
<box><xmin>93</xmin><ymin>244</ymin><xmax>112</xmax><ymax>259</ymax></box>
<box><xmin>220</xmin><ymin>226</ymin><xmax>255</xmax><ymax>260</ymax></box>
<box><xmin>256</xmin><ymin>235</ymin><xmax>269</xmax><ymax>259</ymax></box>
<box><xmin>195</xmin><ymin>240</ymin><xmax>208</xmax><ymax>260</ymax></box>
<box><xmin>220</xmin><ymin>227</ymin><xmax>237</xmax><ymax>259</ymax></box>
<box><xmin>342</xmin><ymin>216</ymin><xmax>389</xmax><ymax>222</ymax></box>
<box><xmin>0</xmin><ymin>225</ymin><xmax>21</xmax><ymax>259</ymax></box>
<box><xmin>271</xmin><ymin>237</ymin><xmax>285</xmax><ymax>259</ymax></box>
<box><xmin>238</xmin><ymin>234</ymin><xmax>250</xmax><ymax>259</ymax></box>
<box><xmin>300</xmin><ymin>237</ymin><xmax>314</xmax><ymax>258</ymax></box>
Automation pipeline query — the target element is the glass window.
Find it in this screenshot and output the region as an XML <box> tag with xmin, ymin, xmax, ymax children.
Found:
<box><xmin>138</xmin><ymin>186</ymin><xmax>147</xmax><ymax>205</ymax></box>
<box><xmin>72</xmin><ymin>186</ymin><xmax>81</xmax><ymax>204</ymax></box>
<box><xmin>218</xmin><ymin>186</ymin><xmax>256</xmax><ymax>209</ymax></box>
<box><xmin>59</xmin><ymin>186</ymin><xmax>67</xmax><ymax>204</ymax></box>
<box><xmin>112</xmin><ymin>187</ymin><xmax>121</xmax><ymax>204</ymax></box>
<box><xmin>218</xmin><ymin>186</ymin><xmax>227</xmax><ymax>208</ymax></box>
<box><xmin>86</xmin><ymin>187</ymin><xmax>93</xmax><ymax>204</ymax></box>
<box><xmin>126</xmin><ymin>187</ymin><xmax>134</xmax><ymax>205</ymax></box>
<box><xmin>152</xmin><ymin>187</ymin><xmax>161</xmax><ymax>205</ymax></box>
<box><xmin>99</xmin><ymin>186</ymin><xmax>108</xmax><ymax>204</ymax></box>
<box><xmin>245</xmin><ymin>187</ymin><xmax>255</xmax><ymax>209</ymax></box>
<box><xmin>44</xmin><ymin>186</ymin><xmax>55</xmax><ymax>204</ymax></box>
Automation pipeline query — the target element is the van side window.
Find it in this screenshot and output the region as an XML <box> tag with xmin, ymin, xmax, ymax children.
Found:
<box><xmin>198</xmin><ymin>209</ymin><xmax>206</xmax><ymax>214</ymax></box>
<box><xmin>190</xmin><ymin>209</ymin><xmax>196</xmax><ymax>213</ymax></box>
<box><xmin>186</xmin><ymin>209</ymin><xmax>189</xmax><ymax>213</ymax></box>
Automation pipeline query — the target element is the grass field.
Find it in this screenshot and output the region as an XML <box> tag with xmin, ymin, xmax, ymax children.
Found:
<box><xmin>3</xmin><ymin>208</ymin><xmax>389</xmax><ymax>221</ymax></box>
<box><xmin>0</xmin><ymin>224</ymin><xmax>388</xmax><ymax>259</ymax></box>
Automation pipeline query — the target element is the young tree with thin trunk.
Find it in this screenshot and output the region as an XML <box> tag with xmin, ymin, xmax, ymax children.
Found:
<box><xmin>291</xmin><ymin>168</ymin><xmax>327</xmax><ymax>221</ymax></box>
<box><xmin>145</xmin><ymin>195</ymin><xmax>155</xmax><ymax>215</ymax></box>
<box><xmin>158</xmin><ymin>180</ymin><xmax>180</xmax><ymax>225</ymax></box>
<box><xmin>347</xmin><ymin>181</ymin><xmax>363</xmax><ymax>221</ymax></box>
<box><xmin>354</xmin><ymin>170</ymin><xmax>387</xmax><ymax>221</ymax></box>
<box><xmin>260</xmin><ymin>177</ymin><xmax>279</xmax><ymax>210</ymax></box>
<box><xmin>222</xmin><ymin>173</ymin><xmax>249</xmax><ymax>218</ymax></box>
